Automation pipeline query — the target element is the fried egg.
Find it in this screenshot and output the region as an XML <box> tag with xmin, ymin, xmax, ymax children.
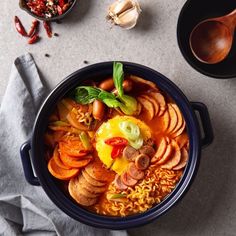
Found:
<box><xmin>95</xmin><ymin>116</ymin><xmax>152</xmax><ymax>174</ymax></box>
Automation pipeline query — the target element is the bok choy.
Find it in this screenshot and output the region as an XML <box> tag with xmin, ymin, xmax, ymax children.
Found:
<box><xmin>72</xmin><ymin>62</ymin><xmax>137</xmax><ymax>115</ymax></box>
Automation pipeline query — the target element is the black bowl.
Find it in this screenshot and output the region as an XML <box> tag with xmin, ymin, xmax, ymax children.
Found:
<box><xmin>20</xmin><ymin>62</ymin><xmax>213</xmax><ymax>229</ymax></box>
<box><xmin>177</xmin><ymin>0</ymin><xmax>236</xmax><ymax>79</ymax></box>
<box><xmin>19</xmin><ymin>0</ymin><xmax>77</xmax><ymax>21</ymax></box>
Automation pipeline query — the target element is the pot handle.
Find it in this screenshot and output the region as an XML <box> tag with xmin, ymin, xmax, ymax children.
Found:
<box><xmin>191</xmin><ymin>102</ymin><xmax>214</xmax><ymax>148</ymax></box>
<box><xmin>20</xmin><ymin>141</ymin><xmax>40</xmax><ymax>186</ymax></box>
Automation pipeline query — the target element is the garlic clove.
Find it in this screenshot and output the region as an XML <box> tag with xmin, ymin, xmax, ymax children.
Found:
<box><xmin>109</xmin><ymin>0</ymin><xmax>134</xmax><ymax>17</ymax></box>
<box><xmin>108</xmin><ymin>0</ymin><xmax>141</xmax><ymax>29</ymax></box>
<box><xmin>114</xmin><ymin>6</ymin><xmax>140</xmax><ymax>29</ymax></box>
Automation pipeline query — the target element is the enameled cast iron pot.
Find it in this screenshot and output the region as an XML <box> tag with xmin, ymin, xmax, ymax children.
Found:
<box><xmin>20</xmin><ymin>62</ymin><xmax>213</xmax><ymax>229</ymax></box>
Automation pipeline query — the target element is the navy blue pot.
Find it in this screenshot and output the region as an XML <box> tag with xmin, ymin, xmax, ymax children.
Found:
<box><xmin>20</xmin><ymin>62</ymin><xmax>213</xmax><ymax>229</ymax></box>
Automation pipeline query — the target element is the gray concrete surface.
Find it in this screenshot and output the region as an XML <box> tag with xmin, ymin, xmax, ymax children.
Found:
<box><xmin>1</xmin><ymin>0</ymin><xmax>236</xmax><ymax>235</ymax></box>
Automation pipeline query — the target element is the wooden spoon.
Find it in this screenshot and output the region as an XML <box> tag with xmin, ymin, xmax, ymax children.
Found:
<box><xmin>189</xmin><ymin>9</ymin><xmax>236</xmax><ymax>64</ymax></box>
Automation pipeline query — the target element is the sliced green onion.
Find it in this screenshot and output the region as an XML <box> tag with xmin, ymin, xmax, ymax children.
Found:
<box><xmin>49</xmin><ymin>121</ymin><xmax>70</xmax><ymax>127</ymax></box>
<box><xmin>79</xmin><ymin>131</ymin><xmax>92</xmax><ymax>150</ymax></box>
<box><xmin>129</xmin><ymin>137</ymin><xmax>143</xmax><ymax>149</ymax></box>
<box><xmin>119</xmin><ymin>121</ymin><xmax>140</xmax><ymax>140</ymax></box>
<box><xmin>107</xmin><ymin>193</ymin><xmax>127</xmax><ymax>200</ymax></box>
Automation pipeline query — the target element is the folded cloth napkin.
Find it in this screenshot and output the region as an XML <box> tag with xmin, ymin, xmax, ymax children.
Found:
<box><xmin>0</xmin><ymin>53</ymin><xmax>128</xmax><ymax>236</ymax></box>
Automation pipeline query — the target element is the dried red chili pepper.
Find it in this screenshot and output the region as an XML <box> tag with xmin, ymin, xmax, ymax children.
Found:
<box><xmin>28</xmin><ymin>19</ymin><xmax>39</xmax><ymax>37</ymax></box>
<box><xmin>14</xmin><ymin>16</ymin><xmax>27</xmax><ymax>36</ymax></box>
<box><xmin>43</xmin><ymin>21</ymin><xmax>52</xmax><ymax>38</ymax></box>
<box><xmin>28</xmin><ymin>34</ymin><xmax>39</xmax><ymax>44</ymax></box>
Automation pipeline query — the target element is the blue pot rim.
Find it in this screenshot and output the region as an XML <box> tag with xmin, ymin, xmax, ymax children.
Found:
<box><xmin>31</xmin><ymin>61</ymin><xmax>201</xmax><ymax>229</ymax></box>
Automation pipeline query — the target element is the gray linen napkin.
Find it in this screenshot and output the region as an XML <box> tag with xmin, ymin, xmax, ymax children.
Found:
<box><xmin>0</xmin><ymin>53</ymin><xmax>128</xmax><ymax>236</ymax></box>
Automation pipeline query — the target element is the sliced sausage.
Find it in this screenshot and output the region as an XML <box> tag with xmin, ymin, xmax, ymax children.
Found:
<box><xmin>135</xmin><ymin>154</ymin><xmax>150</xmax><ymax>170</ymax></box>
<box><xmin>80</xmin><ymin>186</ymin><xmax>100</xmax><ymax>198</ymax></box>
<box><xmin>85</xmin><ymin>160</ymin><xmax>109</xmax><ymax>182</ymax></box>
<box><xmin>151</xmin><ymin>138</ymin><xmax>167</xmax><ymax>163</ymax></box>
<box><xmin>139</xmin><ymin>145</ymin><xmax>155</xmax><ymax>158</ymax></box>
<box><xmin>114</xmin><ymin>174</ymin><xmax>128</xmax><ymax>190</ymax></box>
<box><xmin>156</xmin><ymin>144</ymin><xmax>172</xmax><ymax>165</ymax></box>
<box><xmin>78</xmin><ymin>174</ymin><xmax>107</xmax><ymax>194</ymax></box>
<box><xmin>127</xmin><ymin>163</ymin><xmax>144</xmax><ymax>180</ymax></box>
<box><xmin>68</xmin><ymin>177</ymin><xmax>98</xmax><ymax>206</ymax></box>
<box><xmin>173</xmin><ymin>147</ymin><xmax>188</xmax><ymax>170</ymax></box>
<box><xmin>112</xmin><ymin>79</ymin><xmax>133</xmax><ymax>95</ymax></box>
<box><xmin>82</xmin><ymin>169</ymin><xmax>106</xmax><ymax>187</ymax></box>
<box><xmin>144</xmin><ymin>138</ymin><xmax>155</xmax><ymax>147</ymax></box>
<box><xmin>123</xmin><ymin>146</ymin><xmax>139</xmax><ymax>161</ymax></box>
<box><xmin>99</xmin><ymin>78</ymin><xmax>114</xmax><ymax>91</ymax></box>
<box><xmin>77</xmin><ymin>174</ymin><xmax>102</xmax><ymax>197</ymax></box>
<box><xmin>161</xmin><ymin>141</ymin><xmax>181</xmax><ymax>169</ymax></box>
<box><xmin>93</xmin><ymin>100</ymin><xmax>105</xmax><ymax>121</ymax></box>
<box><xmin>121</xmin><ymin>172</ymin><xmax>137</xmax><ymax>187</ymax></box>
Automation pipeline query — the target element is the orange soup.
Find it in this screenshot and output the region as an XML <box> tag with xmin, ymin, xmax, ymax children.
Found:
<box><xmin>44</xmin><ymin>62</ymin><xmax>189</xmax><ymax>216</ymax></box>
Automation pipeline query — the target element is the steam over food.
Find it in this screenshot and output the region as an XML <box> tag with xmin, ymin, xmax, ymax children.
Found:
<box><xmin>44</xmin><ymin>62</ymin><xmax>189</xmax><ymax>216</ymax></box>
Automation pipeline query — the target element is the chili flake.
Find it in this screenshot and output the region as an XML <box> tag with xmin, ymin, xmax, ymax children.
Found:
<box><xmin>26</xmin><ymin>0</ymin><xmax>74</xmax><ymax>18</ymax></box>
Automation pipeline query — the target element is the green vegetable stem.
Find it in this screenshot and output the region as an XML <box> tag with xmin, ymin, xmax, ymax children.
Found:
<box><xmin>72</xmin><ymin>62</ymin><xmax>138</xmax><ymax>115</ymax></box>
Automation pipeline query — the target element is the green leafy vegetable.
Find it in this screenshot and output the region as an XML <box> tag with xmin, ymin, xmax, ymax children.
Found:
<box><xmin>103</xmin><ymin>98</ymin><xmax>121</xmax><ymax>108</ymax></box>
<box><xmin>74</xmin><ymin>86</ymin><xmax>100</xmax><ymax>104</ymax></box>
<box><xmin>79</xmin><ymin>131</ymin><xmax>92</xmax><ymax>150</ymax></box>
<box><xmin>72</xmin><ymin>62</ymin><xmax>138</xmax><ymax>115</ymax></box>
<box><xmin>98</xmin><ymin>90</ymin><xmax>116</xmax><ymax>100</ymax></box>
<box><xmin>113</xmin><ymin>62</ymin><xmax>124</xmax><ymax>97</ymax></box>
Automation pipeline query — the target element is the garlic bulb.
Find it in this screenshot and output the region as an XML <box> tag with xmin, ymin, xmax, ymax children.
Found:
<box><xmin>108</xmin><ymin>0</ymin><xmax>141</xmax><ymax>29</ymax></box>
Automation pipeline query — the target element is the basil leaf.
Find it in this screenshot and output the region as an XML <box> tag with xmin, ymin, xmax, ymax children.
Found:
<box><xmin>103</xmin><ymin>98</ymin><xmax>121</xmax><ymax>108</ymax></box>
<box><xmin>74</xmin><ymin>86</ymin><xmax>100</xmax><ymax>104</ymax></box>
<box><xmin>98</xmin><ymin>90</ymin><xmax>116</xmax><ymax>101</ymax></box>
<box><xmin>113</xmin><ymin>62</ymin><xmax>124</xmax><ymax>97</ymax></box>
